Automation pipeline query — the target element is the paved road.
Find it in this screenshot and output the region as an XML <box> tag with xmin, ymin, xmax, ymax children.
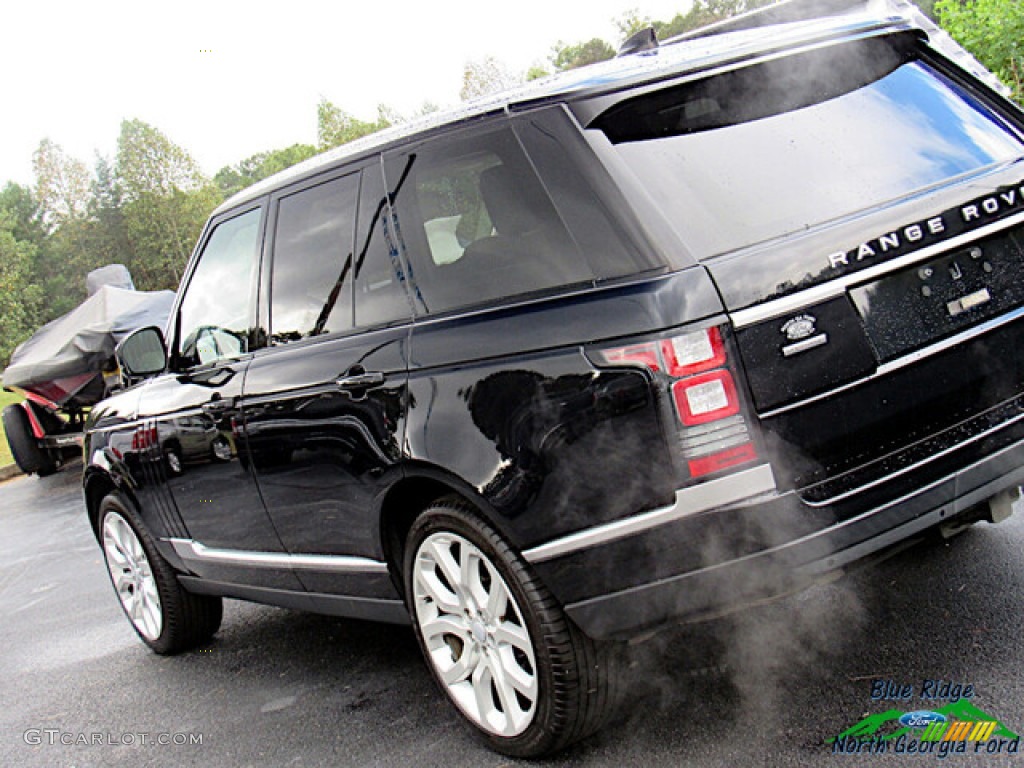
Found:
<box><xmin>1</xmin><ymin>467</ymin><xmax>1023</xmax><ymax>767</ymax></box>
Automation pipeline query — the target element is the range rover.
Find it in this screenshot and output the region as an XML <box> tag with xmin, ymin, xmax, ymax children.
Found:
<box><xmin>84</xmin><ymin>11</ymin><xmax>1024</xmax><ymax>757</ymax></box>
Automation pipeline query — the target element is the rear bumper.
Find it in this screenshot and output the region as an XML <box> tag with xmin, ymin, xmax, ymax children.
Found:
<box><xmin>528</xmin><ymin>427</ymin><xmax>1024</xmax><ymax>640</ymax></box>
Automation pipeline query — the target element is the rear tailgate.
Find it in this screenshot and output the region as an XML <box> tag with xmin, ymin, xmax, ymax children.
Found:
<box><xmin>723</xmin><ymin>176</ymin><xmax>1024</xmax><ymax>506</ymax></box>
<box><xmin>584</xmin><ymin>26</ymin><xmax>1024</xmax><ymax>508</ymax></box>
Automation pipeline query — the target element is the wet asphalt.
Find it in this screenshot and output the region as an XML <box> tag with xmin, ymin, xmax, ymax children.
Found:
<box><xmin>1</xmin><ymin>466</ymin><xmax>1023</xmax><ymax>767</ymax></box>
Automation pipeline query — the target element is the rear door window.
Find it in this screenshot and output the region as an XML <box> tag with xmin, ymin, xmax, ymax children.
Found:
<box><xmin>383</xmin><ymin>125</ymin><xmax>594</xmax><ymax>315</ymax></box>
<box><xmin>269</xmin><ymin>172</ymin><xmax>359</xmax><ymax>342</ymax></box>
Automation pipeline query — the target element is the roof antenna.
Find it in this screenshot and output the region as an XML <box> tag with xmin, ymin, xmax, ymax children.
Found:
<box><xmin>617</xmin><ymin>26</ymin><xmax>659</xmax><ymax>57</ymax></box>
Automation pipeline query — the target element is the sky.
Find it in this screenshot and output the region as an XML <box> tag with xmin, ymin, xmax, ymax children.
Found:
<box><xmin>1</xmin><ymin>0</ymin><xmax>691</xmax><ymax>187</ymax></box>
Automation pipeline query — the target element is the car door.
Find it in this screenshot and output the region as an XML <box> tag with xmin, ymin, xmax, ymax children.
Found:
<box><xmin>240</xmin><ymin>162</ymin><xmax>411</xmax><ymax>599</ymax></box>
<box><xmin>136</xmin><ymin>203</ymin><xmax>303</xmax><ymax>591</ymax></box>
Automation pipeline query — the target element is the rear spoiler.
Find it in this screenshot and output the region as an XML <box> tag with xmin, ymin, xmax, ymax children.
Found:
<box><xmin>663</xmin><ymin>0</ymin><xmax>1011</xmax><ymax>99</ymax></box>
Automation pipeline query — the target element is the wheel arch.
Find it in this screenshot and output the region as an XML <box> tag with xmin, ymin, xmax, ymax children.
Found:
<box><xmin>83</xmin><ymin>468</ymin><xmax>135</xmax><ymax>540</ymax></box>
<box><xmin>378</xmin><ymin>463</ymin><xmax>517</xmax><ymax>600</ymax></box>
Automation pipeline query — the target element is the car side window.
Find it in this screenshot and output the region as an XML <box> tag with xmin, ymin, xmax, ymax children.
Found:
<box><xmin>176</xmin><ymin>207</ymin><xmax>262</xmax><ymax>368</ymax></box>
<box><xmin>384</xmin><ymin>125</ymin><xmax>593</xmax><ymax>315</ymax></box>
<box><xmin>270</xmin><ymin>172</ymin><xmax>359</xmax><ymax>342</ymax></box>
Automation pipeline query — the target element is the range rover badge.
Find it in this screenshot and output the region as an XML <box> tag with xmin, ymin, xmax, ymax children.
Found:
<box><xmin>780</xmin><ymin>315</ymin><xmax>828</xmax><ymax>357</ymax></box>
<box><xmin>781</xmin><ymin>315</ymin><xmax>817</xmax><ymax>341</ymax></box>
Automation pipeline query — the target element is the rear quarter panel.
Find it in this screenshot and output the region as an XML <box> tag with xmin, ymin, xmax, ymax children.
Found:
<box><xmin>405</xmin><ymin>268</ymin><xmax>723</xmax><ymax>548</ymax></box>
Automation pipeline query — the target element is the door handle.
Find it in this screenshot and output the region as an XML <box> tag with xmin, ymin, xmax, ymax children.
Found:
<box><xmin>201</xmin><ymin>396</ymin><xmax>233</xmax><ymax>416</ymax></box>
<box><xmin>336</xmin><ymin>371</ymin><xmax>386</xmax><ymax>390</ymax></box>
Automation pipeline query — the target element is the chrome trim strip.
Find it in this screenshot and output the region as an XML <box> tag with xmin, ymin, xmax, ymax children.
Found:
<box><xmin>761</xmin><ymin>304</ymin><xmax>1024</xmax><ymax>418</ymax></box>
<box><xmin>730</xmin><ymin>210</ymin><xmax>1024</xmax><ymax>329</ymax></box>
<box><xmin>522</xmin><ymin>464</ymin><xmax>777</xmax><ymax>563</ymax></box>
<box><xmin>782</xmin><ymin>333</ymin><xmax>828</xmax><ymax>357</ymax></box>
<box><xmin>874</xmin><ymin>304</ymin><xmax>1024</xmax><ymax>376</ymax></box>
<box><xmin>169</xmin><ymin>539</ymin><xmax>389</xmax><ymax>574</ymax></box>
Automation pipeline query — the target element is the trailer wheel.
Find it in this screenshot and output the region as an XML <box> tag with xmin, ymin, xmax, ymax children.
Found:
<box><xmin>2</xmin><ymin>404</ymin><xmax>57</xmax><ymax>477</ymax></box>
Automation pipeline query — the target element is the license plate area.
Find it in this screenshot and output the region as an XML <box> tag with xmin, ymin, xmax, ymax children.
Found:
<box><xmin>849</xmin><ymin>227</ymin><xmax>1024</xmax><ymax>362</ymax></box>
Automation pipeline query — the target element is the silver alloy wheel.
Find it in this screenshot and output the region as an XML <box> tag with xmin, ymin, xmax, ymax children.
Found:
<box><xmin>412</xmin><ymin>531</ymin><xmax>539</xmax><ymax>737</ymax></box>
<box><xmin>166</xmin><ymin>449</ymin><xmax>183</xmax><ymax>475</ymax></box>
<box><xmin>102</xmin><ymin>510</ymin><xmax>163</xmax><ymax>641</ymax></box>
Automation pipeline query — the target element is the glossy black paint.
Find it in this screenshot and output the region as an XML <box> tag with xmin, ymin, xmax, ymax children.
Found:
<box><xmin>851</xmin><ymin>226</ymin><xmax>1024</xmax><ymax>361</ymax></box>
<box><xmin>82</xmin><ymin>22</ymin><xmax>1024</xmax><ymax>643</ymax></box>
<box><xmin>760</xmin><ymin>313</ymin><xmax>1024</xmax><ymax>495</ymax></box>
<box><xmin>241</xmin><ymin>326</ymin><xmax>408</xmax><ymax>598</ymax></box>
<box><xmin>405</xmin><ymin>344</ymin><xmax>673</xmax><ymax>548</ymax></box>
<box><xmin>736</xmin><ymin>296</ymin><xmax>876</xmax><ymax>412</ymax></box>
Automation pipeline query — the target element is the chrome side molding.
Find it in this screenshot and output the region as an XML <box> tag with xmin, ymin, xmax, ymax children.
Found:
<box><xmin>168</xmin><ymin>539</ymin><xmax>390</xmax><ymax>574</ymax></box>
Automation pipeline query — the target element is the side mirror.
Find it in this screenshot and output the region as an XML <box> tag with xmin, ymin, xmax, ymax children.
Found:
<box><xmin>116</xmin><ymin>326</ymin><xmax>168</xmax><ymax>379</ymax></box>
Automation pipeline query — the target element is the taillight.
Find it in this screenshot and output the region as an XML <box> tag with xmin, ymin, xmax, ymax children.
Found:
<box><xmin>672</xmin><ymin>370</ymin><xmax>738</xmax><ymax>425</ymax></box>
<box><xmin>131</xmin><ymin>426</ymin><xmax>158</xmax><ymax>452</ymax></box>
<box><xmin>662</xmin><ymin>327</ymin><xmax>726</xmax><ymax>377</ymax></box>
<box><xmin>594</xmin><ymin>325</ymin><xmax>756</xmax><ymax>479</ymax></box>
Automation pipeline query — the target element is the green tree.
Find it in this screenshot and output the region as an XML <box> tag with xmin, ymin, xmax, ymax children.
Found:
<box><xmin>30</xmin><ymin>141</ymin><xmax>99</xmax><ymax>319</ymax></box>
<box><xmin>615</xmin><ymin>8</ymin><xmax>654</xmax><ymax>40</ymax></box>
<box><xmin>0</xmin><ymin>213</ymin><xmax>42</xmax><ymax>367</ymax></box>
<box><xmin>116</xmin><ymin>119</ymin><xmax>209</xmax><ymax>199</ymax></box>
<box><xmin>460</xmin><ymin>56</ymin><xmax>522</xmax><ymax>100</ymax></box>
<box><xmin>32</xmin><ymin>138</ymin><xmax>90</xmax><ymax>231</ymax></box>
<box><xmin>526</xmin><ymin>64</ymin><xmax>550</xmax><ymax>81</ymax></box>
<box><xmin>0</xmin><ymin>183</ymin><xmax>45</xmax><ymax>246</ymax></box>
<box><xmin>214</xmin><ymin>143</ymin><xmax>318</xmax><ymax>198</ymax></box>
<box><xmin>85</xmin><ymin>155</ymin><xmax>131</xmax><ymax>274</ymax></box>
<box><xmin>317</xmin><ymin>100</ymin><xmax>394</xmax><ymax>151</ymax></box>
<box><xmin>653</xmin><ymin>0</ymin><xmax>778</xmax><ymax>39</ymax></box>
<box><xmin>936</xmin><ymin>0</ymin><xmax>1023</xmax><ymax>104</ymax></box>
<box><xmin>115</xmin><ymin>119</ymin><xmax>221</xmax><ymax>289</ymax></box>
<box><xmin>550</xmin><ymin>38</ymin><xmax>617</xmax><ymax>70</ymax></box>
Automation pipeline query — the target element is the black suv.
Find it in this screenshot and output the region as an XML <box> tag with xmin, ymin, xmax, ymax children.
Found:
<box><xmin>84</xmin><ymin>12</ymin><xmax>1024</xmax><ymax>757</ymax></box>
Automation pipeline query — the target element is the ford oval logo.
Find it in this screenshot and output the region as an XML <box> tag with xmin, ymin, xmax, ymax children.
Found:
<box><xmin>899</xmin><ymin>711</ymin><xmax>947</xmax><ymax>728</ymax></box>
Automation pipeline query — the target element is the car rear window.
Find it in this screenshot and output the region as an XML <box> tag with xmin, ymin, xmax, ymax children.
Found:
<box><xmin>591</xmin><ymin>35</ymin><xmax>1024</xmax><ymax>259</ymax></box>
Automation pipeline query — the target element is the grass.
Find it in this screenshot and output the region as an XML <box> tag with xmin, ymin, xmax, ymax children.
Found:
<box><xmin>0</xmin><ymin>389</ymin><xmax>22</xmax><ymax>468</ymax></box>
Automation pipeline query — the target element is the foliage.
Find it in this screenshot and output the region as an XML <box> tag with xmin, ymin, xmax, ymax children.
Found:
<box><xmin>936</xmin><ymin>0</ymin><xmax>1023</xmax><ymax>105</ymax></box>
<box><xmin>116</xmin><ymin>119</ymin><xmax>208</xmax><ymax>200</ymax></box>
<box><xmin>214</xmin><ymin>143</ymin><xmax>318</xmax><ymax>199</ymax></box>
<box><xmin>0</xmin><ymin>183</ymin><xmax>45</xmax><ymax>246</ymax></box>
<box><xmin>525</xmin><ymin>65</ymin><xmax>550</xmax><ymax>81</ymax></box>
<box><xmin>32</xmin><ymin>138</ymin><xmax>91</xmax><ymax>231</ymax></box>
<box><xmin>114</xmin><ymin>120</ymin><xmax>221</xmax><ymax>289</ymax></box>
<box><xmin>318</xmin><ymin>100</ymin><xmax>394</xmax><ymax>151</ymax></box>
<box><xmin>0</xmin><ymin>211</ymin><xmax>42</xmax><ymax>367</ymax></box>
<box><xmin>615</xmin><ymin>8</ymin><xmax>654</xmax><ymax>40</ymax></box>
<box><xmin>460</xmin><ymin>56</ymin><xmax>522</xmax><ymax>100</ymax></box>
<box><xmin>550</xmin><ymin>38</ymin><xmax>617</xmax><ymax>71</ymax></box>
<box><xmin>650</xmin><ymin>0</ymin><xmax>778</xmax><ymax>39</ymax></box>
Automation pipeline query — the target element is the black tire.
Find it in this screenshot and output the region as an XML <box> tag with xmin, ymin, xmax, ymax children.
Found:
<box><xmin>403</xmin><ymin>497</ymin><xmax>619</xmax><ymax>758</ymax></box>
<box><xmin>98</xmin><ymin>492</ymin><xmax>222</xmax><ymax>654</ymax></box>
<box><xmin>2</xmin><ymin>403</ymin><xmax>57</xmax><ymax>476</ymax></box>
